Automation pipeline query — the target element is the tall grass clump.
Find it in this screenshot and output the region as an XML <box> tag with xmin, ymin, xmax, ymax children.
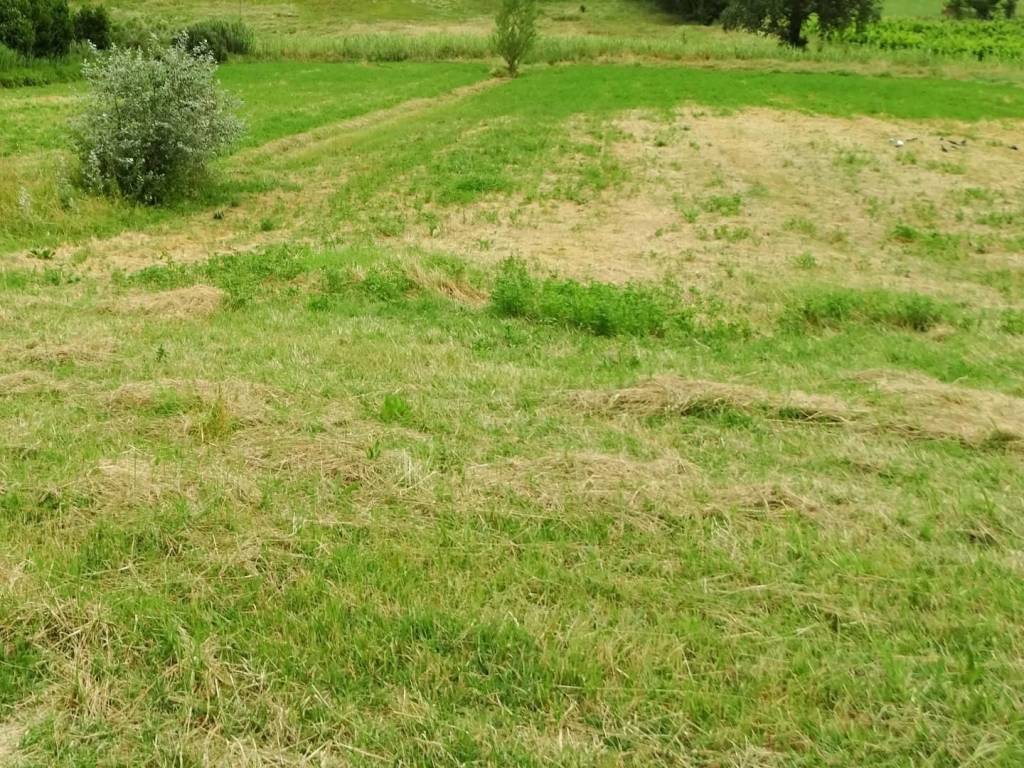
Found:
<box><xmin>493</xmin><ymin>0</ymin><xmax>538</xmax><ymax>76</ymax></box>
<box><xmin>782</xmin><ymin>286</ymin><xmax>949</xmax><ymax>332</ymax></box>
<box><xmin>491</xmin><ymin>258</ymin><xmax>686</xmax><ymax>336</ymax></box>
<box><xmin>72</xmin><ymin>42</ymin><xmax>243</xmax><ymax>204</ymax></box>
<box><xmin>0</xmin><ymin>40</ymin><xmax>18</xmax><ymax>66</ymax></box>
<box><xmin>181</xmin><ymin>18</ymin><xmax>253</xmax><ymax>62</ymax></box>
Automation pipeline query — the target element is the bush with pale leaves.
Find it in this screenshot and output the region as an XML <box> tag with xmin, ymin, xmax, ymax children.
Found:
<box><xmin>73</xmin><ymin>41</ymin><xmax>243</xmax><ymax>204</ymax></box>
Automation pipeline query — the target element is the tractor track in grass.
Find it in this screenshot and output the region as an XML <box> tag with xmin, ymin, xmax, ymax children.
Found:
<box><xmin>3</xmin><ymin>77</ymin><xmax>506</xmax><ymax>276</ymax></box>
<box><xmin>240</xmin><ymin>76</ymin><xmax>503</xmax><ymax>164</ymax></box>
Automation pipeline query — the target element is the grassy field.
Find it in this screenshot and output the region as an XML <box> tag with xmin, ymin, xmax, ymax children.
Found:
<box><xmin>3</xmin><ymin>2</ymin><xmax>1024</xmax><ymax>766</ymax></box>
<box><xmin>99</xmin><ymin>0</ymin><xmax>945</xmax><ymax>30</ymax></box>
<box><xmin>100</xmin><ymin>0</ymin><xmax>680</xmax><ymax>37</ymax></box>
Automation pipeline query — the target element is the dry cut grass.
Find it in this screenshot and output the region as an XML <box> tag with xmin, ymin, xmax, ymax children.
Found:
<box><xmin>856</xmin><ymin>369</ymin><xmax>1024</xmax><ymax>447</ymax></box>
<box><xmin>408</xmin><ymin>108</ymin><xmax>1024</xmax><ymax>309</ymax></box>
<box><xmin>110</xmin><ymin>285</ymin><xmax>227</xmax><ymax>320</ymax></box>
<box><xmin>574</xmin><ymin>374</ymin><xmax>858</xmax><ymax>423</ymax></box>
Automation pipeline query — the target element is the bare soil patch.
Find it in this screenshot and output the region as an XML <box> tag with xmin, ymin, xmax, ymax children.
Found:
<box><xmin>0</xmin><ymin>718</ymin><xmax>27</xmax><ymax>764</ymax></box>
<box><xmin>50</xmin><ymin>213</ymin><xmax>290</xmax><ymax>275</ymax></box>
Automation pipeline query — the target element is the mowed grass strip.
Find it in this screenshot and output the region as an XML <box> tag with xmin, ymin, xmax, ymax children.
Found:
<box><xmin>2</xmin><ymin>244</ymin><xmax>1024</xmax><ymax>764</ymax></box>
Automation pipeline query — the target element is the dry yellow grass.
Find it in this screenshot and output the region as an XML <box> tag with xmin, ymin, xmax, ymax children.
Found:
<box><xmin>2</xmin><ymin>338</ymin><xmax>116</xmax><ymax>366</ymax></box>
<box><xmin>575</xmin><ymin>374</ymin><xmax>857</xmax><ymax>423</ymax></box>
<box><xmin>106</xmin><ymin>378</ymin><xmax>282</xmax><ymax>424</ymax></box>
<box><xmin>88</xmin><ymin>454</ymin><xmax>178</xmax><ymax>506</ymax></box>
<box><xmin>0</xmin><ymin>370</ymin><xmax>66</xmax><ymax>396</ymax></box>
<box><xmin>574</xmin><ymin>372</ymin><xmax>1024</xmax><ymax>450</ymax></box>
<box><xmin>110</xmin><ymin>285</ymin><xmax>227</xmax><ymax>320</ymax></box>
<box><xmin>466</xmin><ymin>450</ymin><xmax>698</xmax><ymax>512</ymax></box>
<box><xmin>234</xmin><ymin>428</ymin><xmax>369</xmax><ymax>482</ymax></box>
<box><xmin>856</xmin><ymin>369</ymin><xmax>1024</xmax><ymax>447</ymax></box>
<box><xmin>0</xmin><ymin>719</ymin><xmax>28</xmax><ymax>764</ymax></box>
<box><xmin>405</xmin><ymin>108</ymin><xmax>1024</xmax><ymax>308</ymax></box>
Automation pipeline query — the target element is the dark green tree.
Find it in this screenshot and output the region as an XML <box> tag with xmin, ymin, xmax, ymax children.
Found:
<box><xmin>944</xmin><ymin>0</ymin><xmax>1016</xmax><ymax>18</ymax></box>
<box><xmin>0</xmin><ymin>0</ymin><xmax>35</xmax><ymax>56</ymax></box>
<box><xmin>723</xmin><ymin>0</ymin><xmax>880</xmax><ymax>47</ymax></box>
<box><xmin>73</xmin><ymin>4</ymin><xmax>112</xmax><ymax>49</ymax></box>
<box><xmin>28</xmin><ymin>0</ymin><xmax>73</xmax><ymax>57</ymax></box>
<box><xmin>656</xmin><ymin>0</ymin><xmax>730</xmax><ymax>24</ymax></box>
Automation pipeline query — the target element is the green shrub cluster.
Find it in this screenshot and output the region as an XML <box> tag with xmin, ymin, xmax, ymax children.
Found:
<box><xmin>490</xmin><ymin>258</ymin><xmax>688</xmax><ymax>337</ymax></box>
<box><xmin>657</xmin><ymin>0</ymin><xmax>880</xmax><ymax>46</ymax></box>
<box><xmin>0</xmin><ymin>0</ymin><xmax>72</xmax><ymax>58</ymax></box>
<box><xmin>181</xmin><ymin>18</ymin><xmax>253</xmax><ymax>63</ymax></box>
<box><xmin>0</xmin><ymin>0</ymin><xmax>113</xmax><ymax>58</ymax></box>
<box><xmin>945</xmin><ymin>0</ymin><xmax>1016</xmax><ymax>20</ymax></box>
<box><xmin>835</xmin><ymin>18</ymin><xmax>1024</xmax><ymax>60</ymax></box>
<box><xmin>492</xmin><ymin>0</ymin><xmax>537</xmax><ymax>76</ymax></box>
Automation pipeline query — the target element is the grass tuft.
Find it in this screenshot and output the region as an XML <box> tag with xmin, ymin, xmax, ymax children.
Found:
<box><xmin>782</xmin><ymin>286</ymin><xmax>951</xmax><ymax>332</ymax></box>
<box><xmin>490</xmin><ymin>257</ymin><xmax>688</xmax><ymax>337</ymax></box>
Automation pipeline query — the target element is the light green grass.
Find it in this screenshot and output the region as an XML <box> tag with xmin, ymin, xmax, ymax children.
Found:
<box><xmin>4</xmin><ymin>61</ymin><xmax>1024</xmax><ymax>251</ymax></box>
<box><xmin>883</xmin><ymin>0</ymin><xmax>945</xmax><ymax>16</ymax></box>
<box><xmin>0</xmin><ymin>62</ymin><xmax>489</xmax><ymax>251</ymax></box>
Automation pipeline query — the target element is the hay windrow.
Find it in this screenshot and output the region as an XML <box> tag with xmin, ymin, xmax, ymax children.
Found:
<box><xmin>234</xmin><ymin>429</ymin><xmax>368</xmax><ymax>482</ymax></box>
<box><xmin>4</xmin><ymin>338</ymin><xmax>116</xmax><ymax>366</ymax></box>
<box><xmin>709</xmin><ymin>482</ymin><xmax>821</xmax><ymax>519</ymax></box>
<box><xmin>466</xmin><ymin>451</ymin><xmax>697</xmax><ymax>512</ymax></box>
<box><xmin>233</xmin><ymin>429</ymin><xmax>434</xmax><ymax>496</ymax></box>
<box><xmin>84</xmin><ymin>454</ymin><xmax>188</xmax><ymax>507</ymax></box>
<box><xmin>110</xmin><ymin>285</ymin><xmax>226</xmax><ymax>320</ymax></box>
<box><xmin>575</xmin><ymin>374</ymin><xmax>857</xmax><ymax>423</ymax></box>
<box><xmin>0</xmin><ymin>370</ymin><xmax>66</xmax><ymax>396</ymax></box>
<box><xmin>106</xmin><ymin>378</ymin><xmax>281</xmax><ymax>424</ymax></box>
<box><xmin>405</xmin><ymin>263</ymin><xmax>488</xmax><ymax>307</ymax></box>
<box><xmin>855</xmin><ymin>369</ymin><xmax>1024</xmax><ymax>447</ymax></box>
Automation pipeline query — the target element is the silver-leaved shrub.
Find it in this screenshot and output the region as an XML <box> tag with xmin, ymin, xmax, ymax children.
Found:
<box><xmin>73</xmin><ymin>41</ymin><xmax>243</xmax><ymax>204</ymax></box>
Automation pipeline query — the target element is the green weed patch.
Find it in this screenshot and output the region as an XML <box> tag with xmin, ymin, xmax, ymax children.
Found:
<box><xmin>782</xmin><ymin>286</ymin><xmax>952</xmax><ymax>332</ymax></box>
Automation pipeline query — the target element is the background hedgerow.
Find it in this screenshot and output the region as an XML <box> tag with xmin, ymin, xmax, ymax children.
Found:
<box><xmin>0</xmin><ymin>0</ymin><xmax>72</xmax><ymax>57</ymax></box>
<box><xmin>72</xmin><ymin>4</ymin><xmax>111</xmax><ymax>50</ymax></box>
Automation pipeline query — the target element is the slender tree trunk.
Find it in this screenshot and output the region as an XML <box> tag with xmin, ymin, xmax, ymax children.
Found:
<box><xmin>786</xmin><ymin>8</ymin><xmax>809</xmax><ymax>47</ymax></box>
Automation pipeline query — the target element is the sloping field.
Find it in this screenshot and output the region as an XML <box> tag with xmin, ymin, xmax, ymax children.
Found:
<box><xmin>2</xmin><ymin>60</ymin><xmax>1023</xmax><ymax>766</ymax></box>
